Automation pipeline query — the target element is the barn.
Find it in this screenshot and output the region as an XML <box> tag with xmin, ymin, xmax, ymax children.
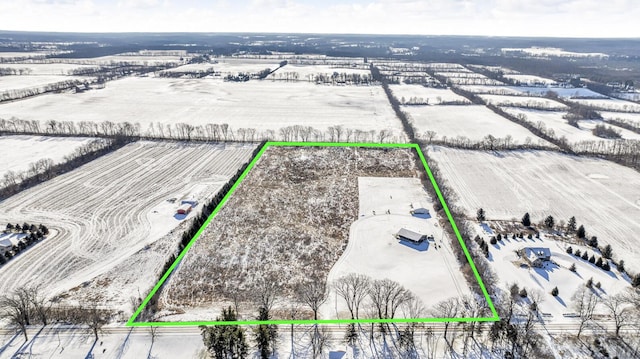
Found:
<box><xmin>396</xmin><ymin>228</ymin><xmax>427</xmax><ymax>243</ymax></box>
<box><xmin>176</xmin><ymin>203</ymin><xmax>192</xmax><ymax>215</ymax></box>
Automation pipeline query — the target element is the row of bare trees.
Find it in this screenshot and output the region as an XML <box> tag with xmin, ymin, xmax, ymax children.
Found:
<box><xmin>1</xmin><ymin>117</ymin><xmax>401</xmax><ymax>143</ymax></box>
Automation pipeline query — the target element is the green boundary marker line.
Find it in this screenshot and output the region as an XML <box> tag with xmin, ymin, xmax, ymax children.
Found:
<box><xmin>127</xmin><ymin>141</ymin><xmax>499</xmax><ymax>327</ymax></box>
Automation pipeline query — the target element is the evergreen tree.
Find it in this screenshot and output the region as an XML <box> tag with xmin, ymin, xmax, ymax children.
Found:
<box><xmin>577</xmin><ymin>225</ymin><xmax>586</xmax><ymax>239</ymax></box>
<box><xmin>551</xmin><ymin>287</ymin><xmax>559</xmax><ymax>296</ymax></box>
<box><xmin>22</xmin><ymin>223</ymin><xmax>29</xmax><ymax>232</ymax></box>
<box><xmin>601</xmin><ymin>244</ymin><xmax>613</xmax><ymax>259</ymax></box>
<box><xmin>476</xmin><ymin>208</ymin><xmax>486</xmax><ymax>222</ymax></box>
<box><xmin>527</xmin><ymin>233</ymin><xmax>532</xmax><ymax>239</ymax></box>
<box><xmin>566</xmin><ymin>246</ymin><xmax>573</xmax><ymax>255</ymax></box>
<box><xmin>596</xmin><ymin>257</ymin><xmax>603</xmax><ymax>268</ymax></box>
<box><xmin>521</xmin><ymin>213</ymin><xmax>531</xmax><ymax>227</ymax></box>
<box><xmin>617</xmin><ymin>260</ymin><xmax>625</xmax><ymax>274</ymax></box>
<box><xmin>200</xmin><ymin>307</ymin><xmax>248</xmax><ymax>359</ymax></box>
<box><xmin>570</xmin><ymin>263</ymin><xmax>576</xmax><ymax>272</ymax></box>
<box><xmin>253</xmin><ymin>307</ymin><xmax>277</xmax><ymax>359</ymax></box>
<box><xmin>581</xmin><ymin>251</ymin><xmax>589</xmax><ymax>260</ymax></box>
<box><xmin>589</xmin><ymin>255</ymin><xmax>596</xmax><ymax>264</ymax></box>
<box><xmin>632</xmin><ymin>274</ymin><xmax>640</xmax><ymax>288</ymax></box>
<box><xmin>519</xmin><ymin>288</ymin><xmax>528</xmax><ymax>298</ymax></box>
<box><xmin>574</xmin><ymin>249</ymin><xmax>581</xmax><ymax>257</ymax></box>
<box><xmin>497</xmin><ymin>233</ymin><xmax>502</xmax><ymax>241</ymax></box>
<box><xmin>567</xmin><ymin>216</ymin><xmax>577</xmax><ymax>233</ymax></box>
<box><xmin>586</xmin><ymin>278</ymin><xmax>593</xmax><ymax>288</ymax></box>
<box><xmin>5</xmin><ymin>223</ymin><xmax>13</xmax><ymax>231</ymax></box>
<box><xmin>15</xmin><ymin>224</ymin><xmax>21</xmax><ymax>232</ymax></box>
<box><xmin>509</xmin><ymin>283</ymin><xmax>520</xmax><ymax>299</ymax></box>
<box><xmin>595</xmin><ymin>282</ymin><xmax>601</xmax><ymax>289</ymax></box>
<box><xmin>490</xmin><ymin>237</ymin><xmax>497</xmax><ymax>245</ymax></box>
<box><xmin>544</xmin><ymin>215</ymin><xmax>554</xmax><ymax>229</ymax></box>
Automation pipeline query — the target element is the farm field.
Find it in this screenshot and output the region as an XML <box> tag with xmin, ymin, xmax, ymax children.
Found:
<box><xmin>156</xmin><ymin>146</ymin><xmax>469</xmax><ymax>322</ymax></box>
<box><xmin>501</xmin><ymin>108</ymin><xmax>640</xmax><ymax>142</ymax></box>
<box><xmin>600</xmin><ymin>111</ymin><xmax>640</xmax><ymax>123</ymax></box>
<box><xmin>503</xmin><ymin>74</ymin><xmax>557</xmax><ymax>85</ymax></box>
<box><xmin>267</xmin><ymin>64</ymin><xmax>371</xmax><ymax>82</ymax></box>
<box><xmin>404</xmin><ymin>105</ymin><xmax>554</xmax><ymax>146</ymax></box>
<box><xmin>0</xmin><ymin>141</ymin><xmax>256</xmax><ymax>311</ymax></box>
<box><xmin>0</xmin><ymin>135</ymin><xmax>95</xmax><ymax>179</ymax></box>
<box><xmin>390</xmin><ymin>84</ymin><xmax>470</xmax><ymax>104</ymax></box>
<box><xmin>164</xmin><ymin>59</ymin><xmax>280</xmax><ymax>75</ymax></box>
<box><xmin>570</xmin><ymin>98</ymin><xmax>640</xmax><ymax>112</ymax></box>
<box><xmin>427</xmin><ymin>146</ymin><xmax>640</xmax><ymax>273</ymax></box>
<box><xmin>459</xmin><ymin>85</ymin><xmax>607</xmax><ymax>98</ymax></box>
<box><xmin>480</xmin><ymin>94</ymin><xmax>568</xmax><ymax>110</ymax></box>
<box><xmin>0</xmin><ymin>77</ymin><xmax>405</xmax><ymax>141</ymax></box>
<box><xmin>0</xmin><ymin>75</ymin><xmax>91</xmax><ymax>92</ymax></box>
<box><xmin>0</xmin><ymin>63</ymin><xmax>100</xmax><ymax>75</ymax></box>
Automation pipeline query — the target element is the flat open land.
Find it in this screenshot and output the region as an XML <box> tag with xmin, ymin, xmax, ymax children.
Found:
<box><xmin>390</xmin><ymin>84</ymin><xmax>470</xmax><ymax>104</ymax></box>
<box><xmin>501</xmin><ymin>108</ymin><xmax>640</xmax><ymax>142</ymax></box>
<box><xmin>158</xmin><ymin>146</ymin><xmax>468</xmax><ymax>322</ymax></box>
<box><xmin>570</xmin><ymin>98</ymin><xmax>640</xmax><ymax>112</ymax></box>
<box><xmin>427</xmin><ymin>146</ymin><xmax>640</xmax><ymax>272</ymax></box>
<box><xmin>0</xmin><ymin>141</ymin><xmax>255</xmax><ymax>310</ymax></box>
<box><xmin>0</xmin><ymin>75</ymin><xmax>90</xmax><ymax>92</ymax></box>
<box><xmin>0</xmin><ymin>77</ymin><xmax>405</xmax><ymax>141</ymax></box>
<box><xmin>0</xmin><ymin>63</ymin><xmax>100</xmax><ymax>75</ymax></box>
<box><xmin>480</xmin><ymin>94</ymin><xmax>568</xmax><ymax>110</ymax></box>
<box><xmin>404</xmin><ymin>105</ymin><xmax>554</xmax><ymax>146</ymax></box>
<box><xmin>0</xmin><ymin>135</ymin><xmax>95</xmax><ymax>179</ymax></box>
<box><xmin>268</xmin><ymin>64</ymin><xmax>371</xmax><ymax>82</ymax></box>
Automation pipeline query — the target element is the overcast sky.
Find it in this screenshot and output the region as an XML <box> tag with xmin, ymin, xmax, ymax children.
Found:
<box><xmin>0</xmin><ymin>0</ymin><xmax>638</xmax><ymax>37</ymax></box>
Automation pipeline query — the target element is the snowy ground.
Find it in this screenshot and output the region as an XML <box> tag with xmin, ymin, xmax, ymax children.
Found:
<box><xmin>480</xmin><ymin>94</ymin><xmax>568</xmax><ymax>110</ymax></box>
<box><xmin>570</xmin><ymin>98</ymin><xmax>640</xmax><ymax>112</ymax></box>
<box><xmin>475</xmin><ymin>223</ymin><xmax>630</xmax><ymax>322</ymax></box>
<box><xmin>0</xmin><ymin>75</ymin><xmax>90</xmax><ymax>92</ymax></box>
<box><xmin>0</xmin><ymin>77</ymin><xmax>406</xmax><ymax>141</ymax></box>
<box><xmin>613</xmin><ymin>92</ymin><xmax>640</xmax><ymax>102</ymax></box>
<box><xmin>390</xmin><ymin>84</ymin><xmax>470</xmax><ymax>104</ymax></box>
<box><xmin>427</xmin><ymin>146</ymin><xmax>640</xmax><ymax>273</ymax></box>
<box><xmin>500</xmin><ymin>108</ymin><xmax>640</xmax><ymax>142</ymax></box>
<box><xmin>267</xmin><ymin>64</ymin><xmax>371</xmax><ymax>82</ymax></box>
<box><xmin>503</xmin><ymin>74</ymin><xmax>557</xmax><ymax>86</ymax></box>
<box><xmin>0</xmin><ymin>135</ymin><xmax>94</xmax><ymax>179</ymax></box>
<box><xmin>163</xmin><ymin>59</ymin><xmax>280</xmax><ymax>75</ymax></box>
<box><xmin>0</xmin><ymin>63</ymin><xmax>100</xmax><ymax>75</ymax></box>
<box><xmin>501</xmin><ymin>47</ymin><xmax>608</xmax><ymax>58</ymax></box>
<box><xmin>321</xmin><ymin>177</ymin><xmax>471</xmax><ymax>320</ymax></box>
<box><xmin>600</xmin><ymin>111</ymin><xmax>640</xmax><ymax>123</ymax></box>
<box><xmin>459</xmin><ymin>85</ymin><xmax>607</xmax><ymax>98</ymax></box>
<box><xmin>404</xmin><ymin>105</ymin><xmax>554</xmax><ymax>146</ymax></box>
<box><xmin>0</xmin><ymin>141</ymin><xmax>255</xmax><ymax>312</ymax></box>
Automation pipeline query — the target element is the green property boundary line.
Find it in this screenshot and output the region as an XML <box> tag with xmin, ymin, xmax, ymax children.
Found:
<box><xmin>127</xmin><ymin>141</ymin><xmax>499</xmax><ymax>327</ymax></box>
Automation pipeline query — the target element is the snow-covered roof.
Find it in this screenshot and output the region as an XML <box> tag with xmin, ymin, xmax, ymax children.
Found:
<box><xmin>524</xmin><ymin>247</ymin><xmax>551</xmax><ymax>261</ymax></box>
<box><xmin>397</xmin><ymin>228</ymin><xmax>426</xmax><ymax>242</ymax></box>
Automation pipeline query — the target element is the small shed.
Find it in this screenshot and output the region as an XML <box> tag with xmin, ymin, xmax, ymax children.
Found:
<box><xmin>410</xmin><ymin>202</ymin><xmax>430</xmax><ymax>215</ymax></box>
<box><xmin>176</xmin><ymin>203</ymin><xmax>192</xmax><ymax>215</ymax></box>
<box><xmin>396</xmin><ymin>228</ymin><xmax>427</xmax><ymax>243</ymax></box>
<box><xmin>523</xmin><ymin>247</ymin><xmax>551</xmax><ymax>267</ymax></box>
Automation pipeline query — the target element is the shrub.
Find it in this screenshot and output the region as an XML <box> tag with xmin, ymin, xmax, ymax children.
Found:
<box><xmin>551</xmin><ymin>287</ymin><xmax>559</xmax><ymax>296</ymax></box>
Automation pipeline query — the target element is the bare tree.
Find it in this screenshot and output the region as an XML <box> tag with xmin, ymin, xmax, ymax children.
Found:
<box><xmin>0</xmin><ymin>287</ymin><xmax>33</xmax><ymax>341</ymax></box>
<box><xmin>368</xmin><ymin>278</ymin><xmax>411</xmax><ymax>320</ymax></box>
<box><xmin>572</xmin><ymin>286</ymin><xmax>599</xmax><ymax>339</ymax></box>
<box><xmin>602</xmin><ymin>293</ymin><xmax>633</xmax><ymax>337</ymax></box>
<box><xmin>296</xmin><ymin>278</ymin><xmax>328</xmax><ymax>320</ymax></box>
<box><xmin>81</xmin><ymin>304</ymin><xmax>109</xmax><ymax>341</ymax></box>
<box><xmin>333</xmin><ymin>273</ymin><xmax>371</xmax><ymax>319</ymax></box>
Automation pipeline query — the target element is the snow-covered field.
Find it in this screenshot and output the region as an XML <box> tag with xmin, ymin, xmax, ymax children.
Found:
<box><xmin>0</xmin><ymin>63</ymin><xmax>99</xmax><ymax>75</ymax></box>
<box><xmin>164</xmin><ymin>59</ymin><xmax>280</xmax><ymax>75</ymax></box>
<box><xmin>600</xmin><ymin>111</ymin><xmax>640</xmax><ymax>123</ymax></box>
<box><xmin>427</xmin><ymin>147</ymin><xmax>640</xmax><ymax>273</ymax></box>
<box><xmin>0</xmin><ymin>135</ymin><xmax>94</xmax><ymax>179</ymax></box>
<box><xmin>501</xmin><ymin>108</ymin><xmax>640</xmax><ymax>142</ymax></box>
<box><xmin>0</xmin><ymin>141</ymin><xmax>255</xmax><ymax>311</ymax></box>
<box><xmin>480</xmin><ymin>94</ymin><xmax>568</xmax><ymax>110</ymax></box>
<box><xmin>0</xmin><ymin>52</ymin><xmax>50</xmax><ymax>60</ymax></box>
<box><xmin>404</xmin><ymin>105</ymin><xmax>553</xmax><ymax>145</ymax></box>
<box><xmin>0</xmin><ymin>75</ymin><xmax>90</xmax><ymax>92</ymax></box>
<box><xmin>503</xmin><ymin>74</ymin><xmax>557</xmax><ymax>86</ymax></box>
<box><xmin>268</xmin><ymin>64</ymin><xmax>371</xmax><ymax>82</ymax></box>
<box><xmin>613</xmin><ymin>92</ymin><xmax>640</xmax><ymax>102</ymax></box>
<box><xmin>390</xmin><ymin>84</ymin><xmax>470</xmax><ymax>104</ymax></box>
<box><xmin>459</xmin><ymin>85</ymin><xmax>607</xmax><ymax>99</ymax></box>
<box><xmin>0</xmin><ymin>77</ymin><xmax>405</xmax><ymax>141</ymax></box>
<box><xmin>321</xmin><ymin>177</ymin><xmax>471</xmax><ymax>320</ymax></box>
<box><xmin>570</xmin><ymin>98</ymin><xmax>640</xmax><ymax>112</ymax></box>
<box><xmin>501</xmin><ymin>47</ymin><xmax>609</xmax><ymax>58</ymax></box>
